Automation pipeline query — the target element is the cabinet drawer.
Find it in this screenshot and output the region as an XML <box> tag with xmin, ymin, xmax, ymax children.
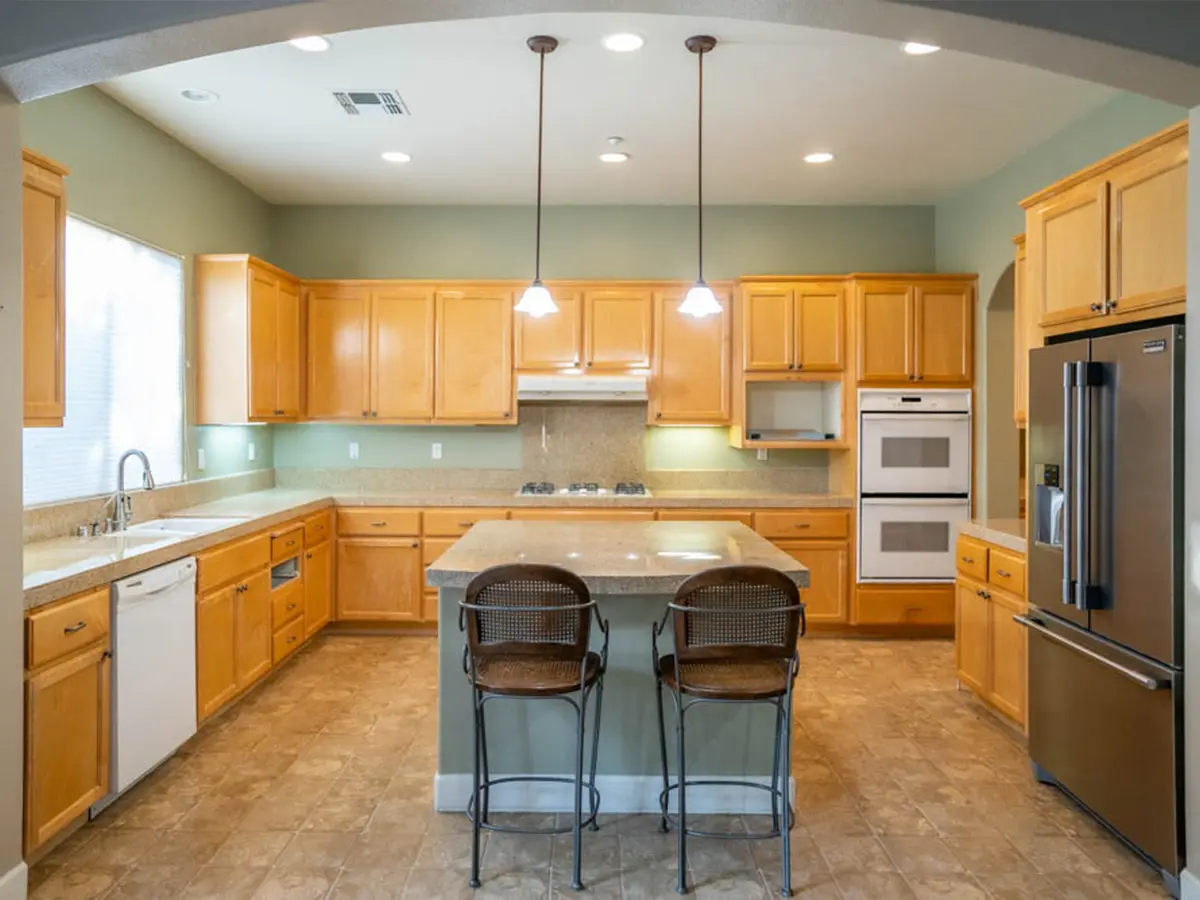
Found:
<box><xmin>423</xmin><ymin>508</ymin><xmax>508</xmax><ymax>537</ymax></box>
<box><xmin>754</xmin><ymin>510</ymin><xmax>849</xmax><ymax>540</ymax></box>
<box><xmin>955</xmin><ymin>536</ymin><xmax>989</xmax><ymax>581</ymax></box>
<box><xmin>988</xmin><ymin>548</ymin><xmax>1026</xmax><ymax>598</ymax></box>
<box><xmin>271</xmin><ymin>525</ymin><xmax>304</xmax><ymax>564</ymax></box>
<box><xmin>271</xmin><ymin>578</ymin><xmax>304</xmax><ymax>630</ymax></box>
<box><xmin>304</xmin><ymin>511</ymin><xmax>332</xmax><ymax>547</ymax></box>
<box><xmin>509</xmin><ymin>509</ymin><xmax>656</xmax><ymax>522</ymax></box>
<box><xmin>26</xmin><ymin>587</ymin><xmax>110</xmax><ymax>671</ymax></box>
<box><xmin>197</xmin><ymin>532</ymin><xmax>271</xmax><ymax>593</ymax></box>
<box><xmin>272</xmin><ymin>616</ymin><xmax>305</xmax><ymax>664</ymax></box>
<box><xmin>337</xmin><ymin>508</ymin><xmax>421</xmax><ymax>537</ymax></box>
<box><xmin>657</xmin><ymin>509</ymin><xmax>755</xmax><ymax>527</ymax></box>
<box><xmin>856</xmin><ymin>585</ymin><xmax>955</xmax><ymax>626</ymax></box>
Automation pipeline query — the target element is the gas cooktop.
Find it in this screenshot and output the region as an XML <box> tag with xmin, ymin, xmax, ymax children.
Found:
<box><xmin>515</xmin><ymin>481</ymin><xmax>652</xmax><ymax>497</ymax></box>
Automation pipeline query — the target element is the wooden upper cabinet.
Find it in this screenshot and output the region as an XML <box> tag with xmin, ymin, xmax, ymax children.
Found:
<box><xmin>306</xmin><ymin>284</ymin><xmax>370</xmax><ymax>420</ymax></box>
<box><xmin>794</xmin><ymin>283</ymin><xmax>845</xmax><ymax>372</ymax></box>
<box><xmin>22</xmin><ymin>150</ymin><xmax>69</xmax><ymax>428</ymax></box>
<box><xmin>1108</xmin><ymin>133</ymin><xmax>1187</xmax><ymax>316</ymax></box>
<box><xmin>196</xmin><ymin>255</ymin><xmax>302</xmax><ymax>424</ymax></box>
<box><xmin>584</xmin><ymin>289</ymin><xmax>652</xmax><ymax>370</ymax></box>
<box><xmin>1027</xmin><ymin>180</ymin><xmax>1108</xmax><ymax>328</ymax></box>
<box><xmin>742</xmin><ymin>285</ymin><xmax>792</xmax><ymax>371</ymax></box>
<box><xmin>856</xmin><ymin>282</ymin><xmax>912</xmax><ymax>383</ymax></box>
<box><xmin>372</xmin><ymin>286</ymin><xmax>434</xmax><ymax>421</ymax></box>
<box><xmin>435</xmin><ymin>288</ymin><xmax>515</xmax><ymax>423</ymax></box>
<box><xmin>913</xmin><ymin>282</ymin><xmax>973</xmax><ymax>384</ymax></box>
<box><xmin>1013</xmin><ymin>235</ymin><xmax>1028</xmax><ymax>427</ymax></box>
<box><xmin>650</xmin><ymin>289</ymin><xmax>731</xmax><ymax>425</ymax></box>
<box><xmin>515</xmin><ymin>289</ymin><xmax>582</xmax><ymax>370</ymax></box>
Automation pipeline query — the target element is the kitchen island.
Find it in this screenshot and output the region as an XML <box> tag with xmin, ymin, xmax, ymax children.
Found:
<box><xmin>426</xmin><ymin>520</ymin><xmax>809</xmax><ymax>814</ymax></box>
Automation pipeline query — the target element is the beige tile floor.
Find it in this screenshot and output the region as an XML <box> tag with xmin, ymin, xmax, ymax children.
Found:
<box><xmin>29</xmin><ymin>636</ymin><xmax>1171</xmax><ymax>899</ymax></box>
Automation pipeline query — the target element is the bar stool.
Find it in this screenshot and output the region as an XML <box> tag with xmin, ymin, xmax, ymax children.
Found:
<box><xmin>651</xmin><ymin>565</ymin><xmax>806</xmax><ymax>897</ymax></box>
<box><xmin>459</xmin><ymin>563</ymin><xmax>610</xmax><ymax>891</ymax></box>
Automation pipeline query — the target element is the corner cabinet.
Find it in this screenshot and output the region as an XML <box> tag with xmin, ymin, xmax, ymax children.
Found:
<box><xmin>649</xmin><ymin>288</ymin><xmax>731</xmax><ymax>425</ymax></box>
<box><xmin>22</xmin><ymin>150</ymin><xmax>69</xmax><ymax>428</ymax></box>
<box><xmin>435</xmin><ymin>288</ymin><xmax>515</xmax><ymax>423</ymax></box>
<box><xmin>195</xmin><ymin>255</ymin><xmax>302</xmax><ymax>424</ymax></box>
<box><xmin>855</xmin><ymin>276</ymin><xmax>975</xmax><ymax>386</ymax></box>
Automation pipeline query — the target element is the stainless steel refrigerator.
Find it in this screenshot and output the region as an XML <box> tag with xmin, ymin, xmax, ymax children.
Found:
<box><xmin>1024</xmin><ymin>322</ymin><xmax>1184</xmax><ymax>895</ymax></box>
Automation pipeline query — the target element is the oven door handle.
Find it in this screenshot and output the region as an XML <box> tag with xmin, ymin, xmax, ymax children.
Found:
<box><xmin>1015</xmin><ymin>615</ymin><xmax>1167</xmax><ymax>691</ymax></box>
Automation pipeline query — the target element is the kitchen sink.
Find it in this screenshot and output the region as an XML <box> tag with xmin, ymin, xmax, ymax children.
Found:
<box><xmin>120</xmin><ymin>517</ymin><xmax>251</xmax><ymax>537</ymax></box>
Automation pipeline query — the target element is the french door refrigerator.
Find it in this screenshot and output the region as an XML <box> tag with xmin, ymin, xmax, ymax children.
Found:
<box><xmin>1024</xmin><ymin>322</ymin><xmax>1184</xmax><ymax>895</ymax></box>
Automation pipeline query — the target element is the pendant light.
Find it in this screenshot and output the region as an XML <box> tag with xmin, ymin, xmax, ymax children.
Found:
<box><xmin>515</xmin><ymin>35</ymin><xmax>560</xmax><ymax>318</ymax></box>
<box><xmin>678</xmin><ymin>35</ymin><xmax>722</xmax><ymax>319</ymax></box>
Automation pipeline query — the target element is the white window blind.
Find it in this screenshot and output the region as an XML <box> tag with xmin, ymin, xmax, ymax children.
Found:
<box><xmin>23</xmin><ymin>217</ymin><xmax>185</xmax><ymax>506</ymax></box>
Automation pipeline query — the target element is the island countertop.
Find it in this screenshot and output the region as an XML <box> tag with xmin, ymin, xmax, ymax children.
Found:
<box><xmin>426</xmin><ymin>520</ymin><xmax>809</xmax><ymax>595</ymax></box>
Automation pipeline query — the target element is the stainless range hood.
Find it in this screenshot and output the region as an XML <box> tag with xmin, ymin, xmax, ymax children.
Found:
<box><xmin>517</xmin><ymin>374</ymin><xmax>648</xmax><ymax>403</ymax></box>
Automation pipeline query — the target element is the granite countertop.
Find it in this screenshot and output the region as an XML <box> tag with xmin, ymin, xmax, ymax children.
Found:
<box><xmin>958</xmin><ymin>518</ymin><xmax>1026</xmax><ymax>555</ymax></box>
<box><xmin>426</xmin><ymin>521</ymin><xmax>810</xmax><ymax>595</ymax></box>
<box><xmin>24</xmin><ymin>487</ymin><xmax>846</xmax><ymax>610</ymax></box>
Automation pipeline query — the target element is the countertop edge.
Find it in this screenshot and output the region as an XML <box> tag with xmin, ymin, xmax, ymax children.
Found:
<box><xmin>957</xmin><ymin>520</ymin><xmax>1027</xmax><ymax>555</ymax></box>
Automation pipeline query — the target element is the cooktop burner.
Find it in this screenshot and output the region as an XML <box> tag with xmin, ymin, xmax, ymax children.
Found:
<box><xmin>518</xmin><ymin>481</ymin><xmax>556</xmax><ymax>495</ymax></box>
<box><xmin>614</xmin><ymin>482</ymin><xmax>649</xmax><ymax>495</ymax></box>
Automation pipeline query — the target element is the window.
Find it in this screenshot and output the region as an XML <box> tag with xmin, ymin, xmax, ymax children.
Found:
<box><xmin>23</xmin><ymin>218</ymin><xmax>184</xmax><ymax>506</ymax></box>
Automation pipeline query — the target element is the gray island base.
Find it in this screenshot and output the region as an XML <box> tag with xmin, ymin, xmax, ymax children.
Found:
<box><xmin>427</xmin><ymin>521</ymin><xmax>810</xmax><ymax>815</ymax></box>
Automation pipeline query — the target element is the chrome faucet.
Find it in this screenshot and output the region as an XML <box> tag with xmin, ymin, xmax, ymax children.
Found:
<box><xmin>113</xmin><ymin>449</ymin><xmax>156</xmax><ymax>532</ymax></box>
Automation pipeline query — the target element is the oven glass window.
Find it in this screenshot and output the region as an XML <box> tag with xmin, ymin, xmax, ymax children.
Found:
<box><xmin>880</xmin><ymin>521</ymin><xmax>950</xmax><ymax>553</ymax></box>
<box><xmin>880</xmin><ymin>437</ymin><xmax>950</xmax><ymax>469</ymax></box>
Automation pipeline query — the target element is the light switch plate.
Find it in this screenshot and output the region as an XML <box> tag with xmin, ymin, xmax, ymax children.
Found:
<box><xmin>349</xmin><ymin>442</ymin><xmax>360</xmax><ymax>461</ymax></box>
<box><xmin>248</xmin><ymin>443</ymin><xmax>256</xmax><ymax>462</ymax></box>
<box><xmin>432</xmin><ymin>442</ymin><xmax>443</xmax><ymax>460</ymax></box>
<box><xmin>756</xmin><ymin>448</ymin><xmax>769</xmax><ymax>461</ymax></box>
<box><xmin>197</xmin><ymin>448</ymin><xmax>206</xmax><ymax>471</ymax></box>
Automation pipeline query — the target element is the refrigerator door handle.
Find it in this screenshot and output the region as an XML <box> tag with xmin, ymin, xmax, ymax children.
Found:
<box><xmin>1061</xmin><ymin>362</ymin><xmax>1075</xmax><ymax>607</ymax></box>
<box><xmin>1074</xmin><ymin>363</ymin><xmax>1091</xmax><ymax>612</ymax></box>
<box><xmin>1014</xmin><ymin>615</ymin><xmax>1167</xmax><ymax>691</ymax></box>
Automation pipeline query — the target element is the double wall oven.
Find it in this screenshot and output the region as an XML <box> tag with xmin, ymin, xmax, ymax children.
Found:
<box><xmin>858</xmin><ymin>389</ymin><xmax>972</xmax><ymax>582</ymax></box>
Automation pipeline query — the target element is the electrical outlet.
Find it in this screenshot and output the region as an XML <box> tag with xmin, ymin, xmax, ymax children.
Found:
<box><xmin>756</xmin><ymin>448</ymin><xmax>769</xmax><ymax>461</ymax></box>
<box><xmin>248</xmin><ymin>442</ymin><xmax>256</xmax><ymax>462</ymax></box>
<box><xmin>197</xmin><ymin>448</ymin><xmax>206</xmax><ymax>471</ymax></box>
<box><xmin>349</xmin><ymin>442</ymin><xmax>360</xmax><ymax>461</ymax></box>
<box><xmin>431</xmin><ymin>442</ymin><xmax>443</xmax><ymax>460</ymax></box>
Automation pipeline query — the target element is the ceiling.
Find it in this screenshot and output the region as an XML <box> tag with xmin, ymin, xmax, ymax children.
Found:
<box><xmin>100</xmin><ymin>12</ymin><xmax>1116</xmax><ymax>205</ymax></box>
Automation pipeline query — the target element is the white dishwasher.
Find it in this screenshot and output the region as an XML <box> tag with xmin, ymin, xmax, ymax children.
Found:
<box><xmin>98</xmin><ymin>558</ymin><xmax>198</xmax><ymax>810</ymax></box>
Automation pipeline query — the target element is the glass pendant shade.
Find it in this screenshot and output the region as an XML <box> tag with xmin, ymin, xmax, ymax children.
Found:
<box><xmin>678</xmin><ymin>280</ymin><xmax>721</xmax><ymax>318</ymax></box>
<box><xmin>515</xmin><ymin>280</ymin><xmax>558</xmax><ymax>318</ymax></box>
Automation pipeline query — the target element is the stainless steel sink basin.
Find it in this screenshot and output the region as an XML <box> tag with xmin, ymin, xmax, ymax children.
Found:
<box><xmin>119</xmin><ymin>517</ymin><xmax>250</xmax><ymax>537</ymax></box>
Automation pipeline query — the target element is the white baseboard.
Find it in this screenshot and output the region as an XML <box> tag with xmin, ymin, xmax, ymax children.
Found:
<box><xmin>0</xmin><ymin>860</ymin><xmax>26</xmax><ymax>900</ymax></box>
<box><xmin>1180</xmin><ymin>868</ymin><xmax>1199</xmax><ymax>900</ymax></box>
<box><xmin>434</xmin><ymin>773</ymin><xmax>795</xmax><ymax>815</ymax></box>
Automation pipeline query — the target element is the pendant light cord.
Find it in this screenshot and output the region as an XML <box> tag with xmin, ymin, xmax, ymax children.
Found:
<box><xmin>534</xmin><ymin>47</ymin><xmax>546</xmax><ymax>283</ymax></box>
<box><xmin>696</xmin><ymin>47</ymin><xmax>704</xmax><ymax>285</ymax></box>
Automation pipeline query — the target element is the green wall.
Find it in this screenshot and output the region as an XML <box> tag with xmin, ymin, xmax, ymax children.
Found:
<box><xmin>19</xmin><ymin>87</ymin><xmax>275</xmax><ymax>485</ymax></box>
<box><xmin>935</xmin><ymin>92</ymin><xmax>1185</xmax><ymax>517</ymax></box>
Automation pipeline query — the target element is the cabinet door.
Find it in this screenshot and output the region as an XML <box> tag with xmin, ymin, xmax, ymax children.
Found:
<box><xmin>196</xmin><ymin>584</ymin><xmax>238</xmax><ymax>722</ymax></box>
<box><xmin>794</xmin><ymin>284</ymin><xmax>845</xmax><ymax>372</ymax></box>
<box><xmin>741</xmin><ymin>286</ymin><xmax>792</xmax><ymax>372</ymax></box>
<box><xmin>773</xmin><ymin>541</ymin><xmax>848</xmax><ymax>624</ymax></box>
<box><xmin>1108</xmin><ymin>136</ymin><xmax>1187</xmax><ymax>317</ymax></box>
<box><xmin>235</xmin><ymin>569</ymin><xmax>272</xmax><ymax>689</ymax></box>
<box><xmin>306</xmin><ymin>285</ymin><xmax>370</xmax><ymax>420</ymax></box>
<box><xmin>373</xmin><ymin>287</ymin><xmax>435</xmax><ymax>420</ymax></box>
<box><xmin>583</xmin><ymin>290</ymin><xmax>652</xmax><ymax>370</ymax></box>
<box><xmin>22</xmin><ymin>162</ymin><xmax>66</xmax><ymax>427</ymax></box>
<box><xmin>336</xmin><ymin>538</ymin><xmax>423</xmax><ymax>621</ymax></box>
<box><xmin>247</xmin><ymin>269</ymin><xmax>280</xmax><ymax>419</ymax></box>
<box><xmin>1013</xmin><ymin>237</ymin><xmax>1028</xmax><ymax>427</ymax></box>
<box><xmin>304</xmin><ymin>541</ymin><xmax>332</xmax><ymax>637</ymax></box>
<box><xmin>1028</xmin><ymin>180</ymin><xmax>1108</xmax><ymax>328</ymax></box>
<box><xmin>955</xmin><ymin>581</ymin><xmax>990</xmax><ymax>695</ymax></box>
<box><xmin>275</xmin><ymin>278</ymin><xmax>302</xmax><ymax>417</ymax></box>
<box><xmin>914</xmin><ymin>283</ymin><xmax>973</xmax><ymax>384</ymax></box>
<box><xmin>856</xmin><ymin>283</ymin><xmax>912</xmax><ymax>383</ymax></box>
<box><xmin>25</xmin><ymin>645</ymin><xmax>110</xmax><ymax>854</ymax></box>
<box><xmin>515</xmin><ymin>289</ymin><xmax>582</xmax><ymax>370</ymax></box>
<box><xmin>650</xmin><ymin>291</ymin><xmax>730</xmax><ymax>424</ymax></box>
<box><xmin>435</xmin><ymin>290</ymin><xmax>514</xmax><ymax>422</ymax></box>
<box><xmin>988</xmin><ymin>589</ymin><xmax>1027</xmax><ymax>727</ymax></box>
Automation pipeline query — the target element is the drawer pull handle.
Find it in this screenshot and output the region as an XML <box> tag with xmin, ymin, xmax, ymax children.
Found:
<box><xmin>960</xmin><ymin>556</ymin><xmax>975</xmax><ymax>564</ymax></box>
<box><xmin>458</xmin><ymin>522</ymin><xmax>474</xmax><ymax>528</ymax></box>
<box><xmin>63</xmin><ymin>621</ymin><xmax>88</xmax><ymax>635</ymax></box>
<box><xmin>996</xmin><ymin>569</ymin><xmax>1012</xmax><ymax>578</ymax></box>
<box><xmin>306</xmin><ymin>552</ymin><xmax>313</xmax><ymax>560</ymax></box>
<box><xmin>285</xmin><ymin>539</ymin><xmax>296</xmax><ymax>547</ymax></box>
<box><xmin>287</xmin><ymin>603</ymin><xmax>297</xmax><ymax>610</ymax></box>
<box><xmin>792</xmin><ymin>523</ymin><xmax>811</xmax><ymax>529</ymax></box>
<box><xmin>370</xmin><ymin>521</ymin><xmax>387</xmax><ymax>527</ymax></box>
<box><xmin>288</xmin><ymin>636</ymin><xmax>297</xmax><ymax>644</ymax></box>
<box><xmin>411</xmin><ymin>542</ymin><xmax>419</xmax><ymax>549</ymax></box>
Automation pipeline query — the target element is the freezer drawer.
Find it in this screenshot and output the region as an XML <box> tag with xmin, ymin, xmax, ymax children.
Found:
<box><xmin>1022</xmin><ymin>610</ymin><xmax>1182</xmax><ymax>877</ymax></box>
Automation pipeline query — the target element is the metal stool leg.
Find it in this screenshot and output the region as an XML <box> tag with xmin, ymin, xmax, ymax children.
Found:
<box><xmin>655</xmin><ymin>678</ymin><xmax>670</xmax><ymax>834</ymax></box>
<box><xmin>588</xmin><ymin>680</ymin><xmax>604</xmax><ymax>831</ymax></box>
<box><xmin>779</xmin><ymin>685</ymin><xmax>795</xmax><ymax>898</ymax></box>
<box><xmin>769</xmin><ymin>701</ymin><xmax>784</xmax><ymax>834</ymax></box>
<box><xmin>469</xmin><ymin>693</ymin><xmax>483</xmax><ymax>889</ymax></box>
<box><xmin>674</xmin><ymin>694</ymin><xmax>689</xmax><ymax>895</ymax></box>
<box><xmin>479</xmin><ymin>703</ymin><xmax>491</xmax><ymax>825</ymax></box>
<box><xmin>571</xmin><ymin>693</ymin><xmax>588</xmax><ymax>891</ymax></box>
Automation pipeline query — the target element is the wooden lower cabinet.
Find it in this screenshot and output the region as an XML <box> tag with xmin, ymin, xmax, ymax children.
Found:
<box><xmin>196</xmin><ymin>584</ymin><xmax>239</xmax><ymax>721</ymax></box>
<box><xmin>304</xmin><ymin>540</ymin><xmax>332</xmax><ymax>637</ymax></box>
<box><xmin>773</xmin><ymin>541</ymin><xmax>848</xmax><ymax>624</ymax></box>
<box><xmin>955</xmin><ymin>581</ymin><xmax>990</xmax><ymax>694</ymax></box>
<box><xmin>855</xmin><ymin>584</ymin><xmax>955</xmax><ymax>627</ymax></box>
<box><xmin>235</xmin><ymin>569</ymin><xmax>273</xmax><ymax>688</ymax></box>
<box><xmin>988</xmin><ymin>588</ymin><xmax>1027</xmax><ymax>724</ymax></box>
<box><xmin>25</xmin><ymin>643</ymin><xmax>110</xmax><ymax>855</ymax></box>
<box><xmin>337</xmin><ymin>537</ymin><xmax>423</xmax><ymax>621</ymax></box>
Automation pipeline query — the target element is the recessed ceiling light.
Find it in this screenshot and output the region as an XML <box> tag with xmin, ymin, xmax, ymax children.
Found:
<box><xmin>289</xmin><ymin>35</ymin><xmax>331</xmax><ymax>52</ymax></box>
<box><xmin>180</xmin><ymin>88</ymin><xmax>219</xmax><ymax>104</ymax></box>
<box><xmin>381</xmin><ymin>151</ymin><xmax>412</xmax><ymax>164</ymax></box>
<box><xmin>804</xmin><ymin>151</ymin><xmax>834</xmax><ymax>164</ymax></box>
<box><xmin>599</xmin><ymin>152</ymin><xmax>630</xmax><ymax>163</ymax></box>
<box><xmin>603</xmin><ymin>33</ymin><xmax>644</xmax><ymax>52</ymax></box>
<box><xmin>902</xmin><ymin>41</ymin><xmax>941</xmax><ymax>55</ymax></box>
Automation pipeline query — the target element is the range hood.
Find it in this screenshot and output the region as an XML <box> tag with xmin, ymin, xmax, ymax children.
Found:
<box><xmin>517</xmin><ymin>374</ymin><xmax>648</xmax><ymax>403</ymax></box>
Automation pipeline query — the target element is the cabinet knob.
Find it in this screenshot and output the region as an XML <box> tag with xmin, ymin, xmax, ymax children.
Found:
<box><xmin>371</xmin><ymin>411</ymin><xmax>378</xmax><ymax>417</ymax></box>
<box><xmin>306</xmin><ymin>552</ymin><xmax>313</xmax><ymax>559</ymax></box>
<box><xmin>655</xmin><ymin>412</ymin><xmax>663</xmax><ymax>420</ymax></box>
<box><xmin>288</xmin><ymin>636</ymin><xmax>297</xmax><ymax>644</ymax></box>
<box><xmin>1090</xmin><ymin>302</ymin><xmax>1102</xmax><ymax>313</ymax></box>
<box><xmin>586</xmin><ymin>362</ymin><xmax>593</xmax><ymax>368</ymax></box>
<box><xmin>503</xmin><ymin>411</ymin><xmax>511</xmax><ymax>418</ymax></box>
<box><xmin>287</xmin><ymin>603</ymin><xmax>296</xmax><ymax>611</ymax></box>
<box><xmin>411</xmin><ymin>542</ymin><xmax>419</xmax><ymax>548</ymax></box>
<box><xmin>362</xmin><ymin>411</ymin><xmax>368</xmax><ymax>418</ymax></box>
<box><xmin>795</xmin><ymin>362</ymin><xmax>803</xmax><ymax>370</ymax></box>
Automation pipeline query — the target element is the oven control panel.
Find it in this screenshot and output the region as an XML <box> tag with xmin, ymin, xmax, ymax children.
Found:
<box><xmin>858</xmin><ymin>388</ymin><xmax>972</xmax><ymax>413</ymax></box>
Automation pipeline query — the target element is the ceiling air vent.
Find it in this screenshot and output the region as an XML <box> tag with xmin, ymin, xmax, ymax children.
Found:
<box><xmin>333</xmin><ymin>91</ymin><xmax>410</xmax><ymax>117</ymax></box>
